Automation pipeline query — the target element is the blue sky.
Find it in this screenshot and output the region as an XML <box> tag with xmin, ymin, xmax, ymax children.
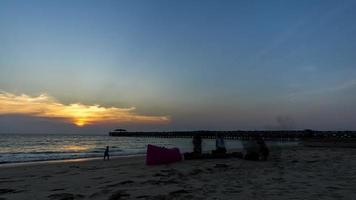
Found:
<box><xmin>1</xmin><ymin>0</ymin><xmax>356</xmax><ymax>133</ymax></box>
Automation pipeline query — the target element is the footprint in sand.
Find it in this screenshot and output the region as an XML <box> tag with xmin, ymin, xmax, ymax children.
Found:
<box><xmin>48</xmin><ymin>193</ymin><xmax>84</xmax><ymax>200</ymax></box>
<box><xmin>108</xmin><ymin>190</ymin><xmax>130</xmax><ymax>200</ymax></box>
<box><xmin>0</xmin><ymin>189</ymin><xmax>16</xmax><ymax>194</ymax></box>
<box><xmin>0</xmin><ymin>188</ymin><xmax>25</xmax><ymax>194</ymax></box>
<box><xmin>55</xmin><ymin>171</ymin><xmax>69</xmax><ymax>175</ymax></box>
<box><xmin>169</xmin><ymin>189</ymin><xmax>190</xmax><ymax>196</ymax></box>
<box><xmin>189</xmin><ymin>168</ymin><xmax>204</xmax><ymax>176</ymax></box>
<box><xmin>50</xmin><ymin>188</ymin><xmax>65</xmax><ymax>192</ymax></box>
<box><xmin>89</xmin><ymin>188</ymin><xmax>113</xmax><ymax>198</ymax></box>
<box><xmin>136</xmin><ymin>195</ymin><xmax>149</xmax><ymax>199</ymax></box>
<box><xmin>105</xmin><ymin>180</ymin><xmax>134</xmax><ymax>188</ymax></box>
<box><xmin>91</xmin><ymin>176</ymin><xmax>104</xmax><ymax>180</ymax></box>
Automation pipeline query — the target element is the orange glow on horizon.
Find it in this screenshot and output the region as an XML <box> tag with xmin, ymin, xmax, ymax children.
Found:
<box><xmin>0</xmin><ymin>92</ymin><xmax>170</xmax><ymax>126</ymax></box>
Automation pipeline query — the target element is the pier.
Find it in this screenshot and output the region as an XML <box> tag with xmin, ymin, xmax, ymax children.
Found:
<box><xmin>109</xmin><ymin>130</ymin><xmax>356</xmax><ymax>141</ymax></box>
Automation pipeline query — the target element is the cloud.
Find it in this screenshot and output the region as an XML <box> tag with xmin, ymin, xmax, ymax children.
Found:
<box><xmin>0</xmin><ymin>92</ymin><xmax>170</xmax><ymax>126</ymax></box>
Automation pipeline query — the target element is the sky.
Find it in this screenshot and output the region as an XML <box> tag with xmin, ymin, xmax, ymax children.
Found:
<box><xmin>1</xmin><ymin>0</ymin><xmax>356</xmax><ymax>134</ymax></box>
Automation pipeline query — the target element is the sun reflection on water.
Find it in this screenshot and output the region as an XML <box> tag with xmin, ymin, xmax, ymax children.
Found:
<box><xmin>62</xmin><ymin>145</ymin><xmax>91</xmax><ymax>152</ymax></box>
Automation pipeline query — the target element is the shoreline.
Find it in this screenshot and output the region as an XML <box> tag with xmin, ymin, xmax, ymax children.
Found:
<box><xmin>0</xmin><ymin>153</ymin><xmax>146</xmax><ymax>168</ymax></box>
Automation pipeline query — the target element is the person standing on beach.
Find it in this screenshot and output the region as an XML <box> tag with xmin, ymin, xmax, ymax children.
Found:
<box><xmin>104</xmin><ymin>146</ymin><xmax>110</xmax><ymax>160</ymax></box>
<box><xmin>215</xmin><ymin>134</ymin><xmax>226</xmax><ymax>154</ymax></box>
<box><xmin>257</xmin><ymin>138</ymin><xmax>269</xmax><ymax>161</ymax></box>
<box><xmin>192</xmin><ymin>135</ymin><xmax>202</xmax><ymax>154</ymax></box>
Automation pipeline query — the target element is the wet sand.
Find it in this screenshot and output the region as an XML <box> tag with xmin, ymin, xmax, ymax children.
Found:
<box><xmin>0</xmin><ymin>145</ymin><xmax>355</xmax><ymax>200</ymax></box>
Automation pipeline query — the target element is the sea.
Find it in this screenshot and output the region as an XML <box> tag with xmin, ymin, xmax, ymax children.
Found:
<box><xmin>0</xmin><ymin>134</ymin><xmax>298</xmax><ymax>164</ymax></box>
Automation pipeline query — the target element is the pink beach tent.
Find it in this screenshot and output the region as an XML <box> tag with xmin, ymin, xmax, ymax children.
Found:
<box><xmin>146</xmin><ymin>144</ymin><xmax>182</xmax><ymax>165</ymax></box>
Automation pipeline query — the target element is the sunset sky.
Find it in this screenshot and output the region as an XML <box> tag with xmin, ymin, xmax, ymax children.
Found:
<box><xmin>1</xmin><ymin>0</ymin><xmax>356</xmax><ymax>134</ymax></box>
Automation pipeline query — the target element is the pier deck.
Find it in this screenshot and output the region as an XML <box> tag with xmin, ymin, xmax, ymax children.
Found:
<box><xmin>109</xmin><ymin>130</ymin><xmax>356</xmax><ymax>141</ymax></box>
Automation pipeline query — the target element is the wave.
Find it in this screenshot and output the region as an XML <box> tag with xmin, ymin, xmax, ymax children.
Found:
<box><xmin>0</xmin><ymin>150</ymin><xmax>145</xmax><ymax>164</ymax></box>
<box><xmin>0</xmin><ymin>152</ymin><xmax>146</xmax><ymax>165</ymax></box>
<box><xmin>0</xmin><ymin>148</ymin><xmax>124</xmax><ymax>155</ymax></box>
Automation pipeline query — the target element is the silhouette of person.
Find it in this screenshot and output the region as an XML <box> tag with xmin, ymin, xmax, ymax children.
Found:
<box><xmin>215</xmin><ymin>134</ymin><xmax>226</xmax><ymax>154</ymax></box>
<box><xmin>257</xmin><ymin>138</ymin><xmax>269</xmax><ymax>161</ymax></box>
<box><xmin>192</xmin><ymin>135</ymin><xmax>202</xmax><ymax>154</ymax></box>
<box><xmin>104</xmin><ymin>146</ymin><xmax>110</xmax><ymax>160</ymax></box>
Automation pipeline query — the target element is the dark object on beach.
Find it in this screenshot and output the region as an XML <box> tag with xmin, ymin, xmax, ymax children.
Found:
<box><xmin>146</xmin><ymin>144</ymin><xmax>182</xmax><ymax>165</ymax></box>
<box><xmin>184</xmin><ymin>134</ymin><xmax>243</xmax><ymax>160</ymax></box>
<box><xmin>258</xmin><ymin>138</ymin><xmax>269</xmax><ymax>161</ymax></box>
<box><xmin>184</xmin><ymin>135</ymin><xmax>203</xmax><ymax>159</ymax></box>
<box><xmin>242</xmin><ymin>138</ymin><xmax>260</xmax><ymax>161</ymax></box>
<box><xmin>242</xmin><ymin>136</ymin><xmax>269</xmax><ymax>161</ymax></box>
<box><xmin>104</xmin><ymin>146</ymin><xmax>110</xmax><ymax>160</ymax></box>
<box><xmin>192</xmin><ymin>135</ymin><xmax>202</xmax><ymax>154</ymax></box>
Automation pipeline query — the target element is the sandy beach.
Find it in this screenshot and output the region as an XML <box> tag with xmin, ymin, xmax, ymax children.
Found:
<box><xmin>0</xmin><ymin>145</ymin><xmax>355</xmax><ymax>200</ymax></box>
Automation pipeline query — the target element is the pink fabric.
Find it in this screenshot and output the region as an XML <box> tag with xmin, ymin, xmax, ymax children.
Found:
<box><xmin>146</xmin><ymin>144</ymin><xmax>182</xmax><ymax>165</ymax></box>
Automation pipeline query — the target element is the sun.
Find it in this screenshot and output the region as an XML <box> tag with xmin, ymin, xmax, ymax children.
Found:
<box><xmin>73</xmin><ymin>118</ymin><xmax>87</xmax><ymax>127</ymax></box>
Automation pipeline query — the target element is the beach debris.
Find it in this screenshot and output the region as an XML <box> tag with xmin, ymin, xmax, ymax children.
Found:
<box><xmin>146</xmin><ymin>145</ymin><xmax>182</xmax><ymax>165</ymax></box>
